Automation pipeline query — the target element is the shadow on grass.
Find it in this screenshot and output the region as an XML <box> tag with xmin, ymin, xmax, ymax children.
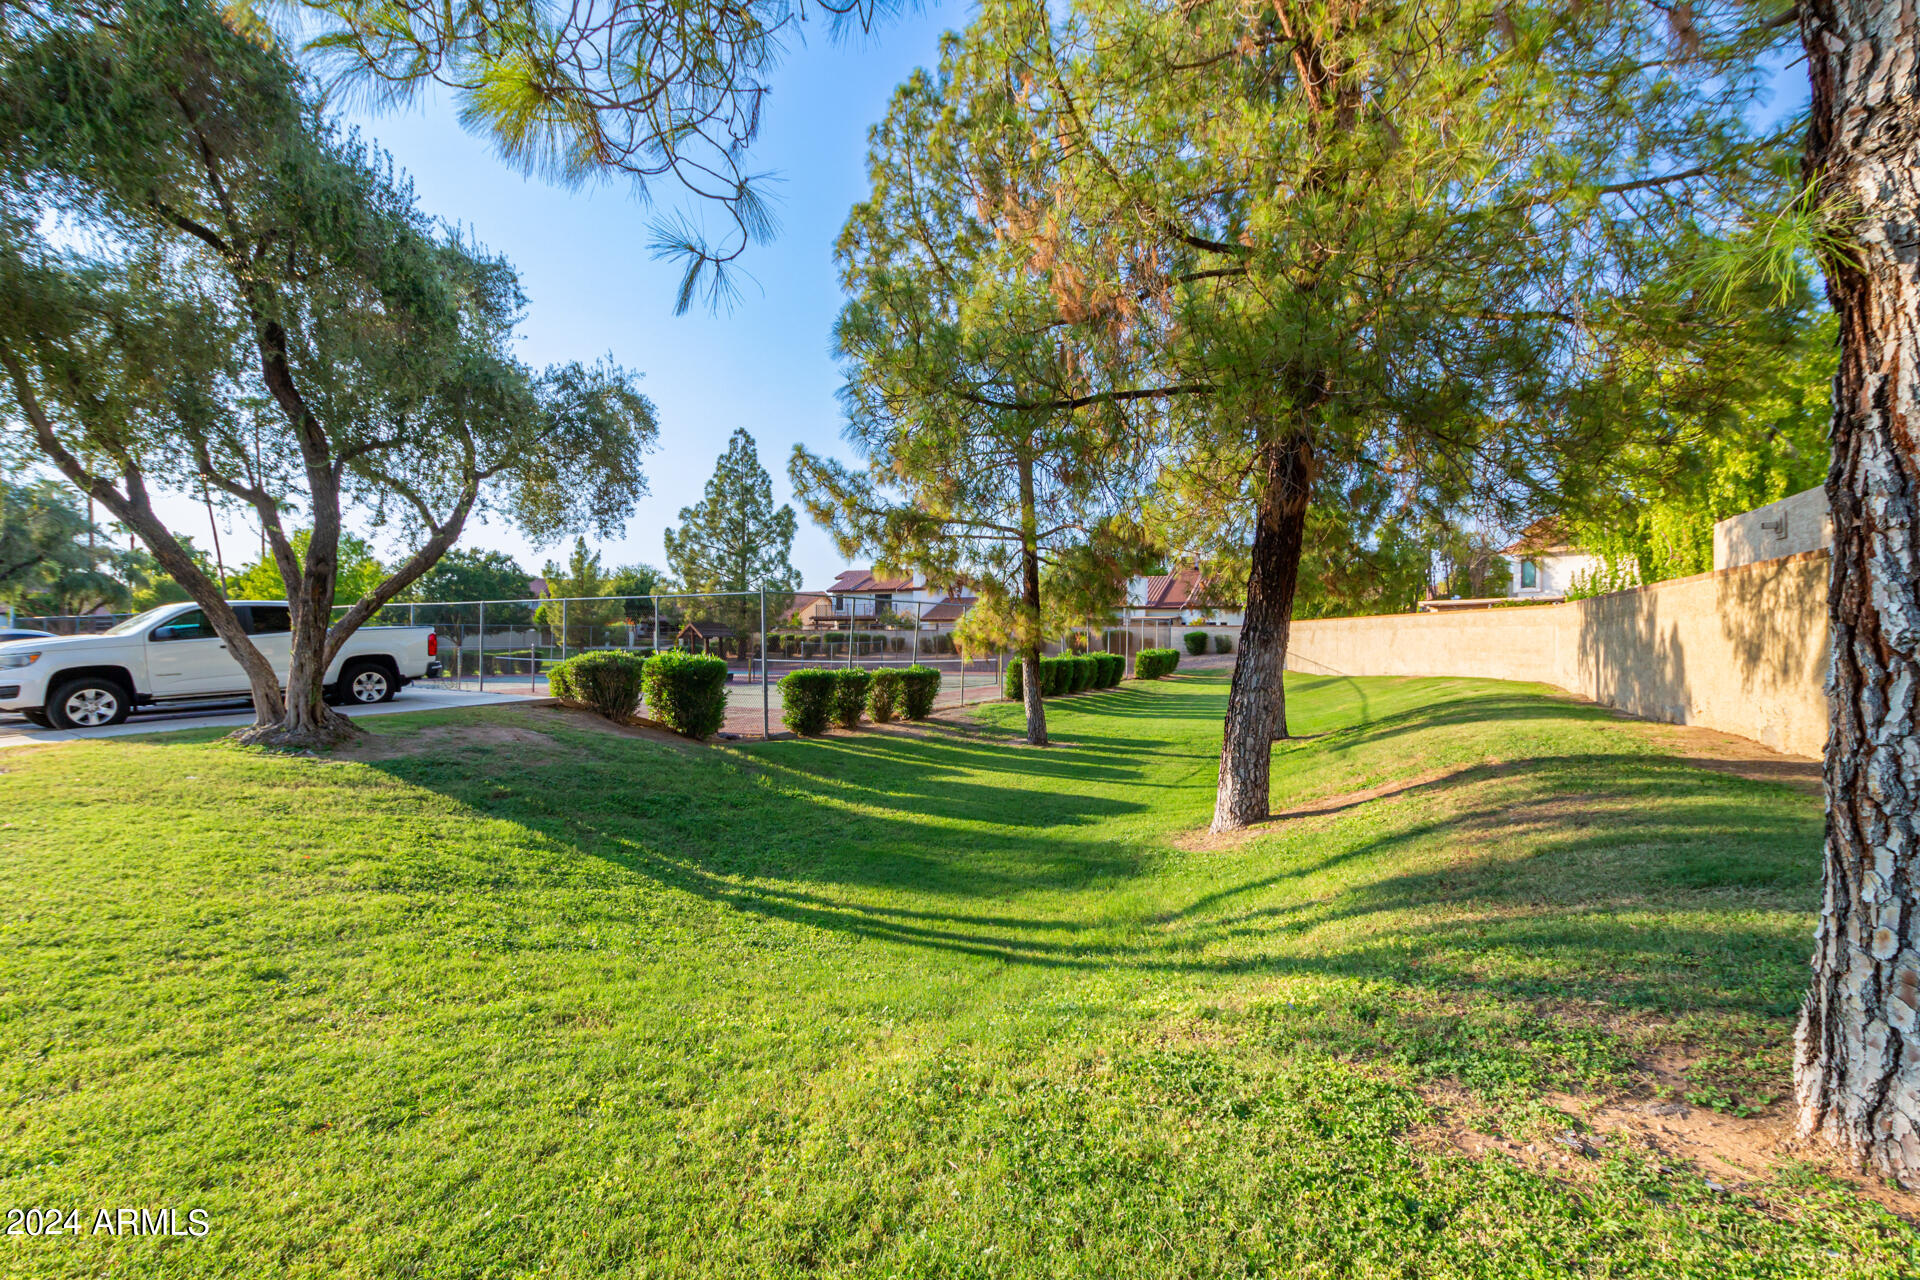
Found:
<box><xmin>357</xmin><ymin>686</ymin><xmax>1820</xmax><ymax>1019</ymax></box>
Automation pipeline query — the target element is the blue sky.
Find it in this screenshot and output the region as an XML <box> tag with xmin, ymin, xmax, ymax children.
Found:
<box><xmin>168</xmin><ymin>2</ymin><xmax>964</xmax><ymax>592</ymax></box>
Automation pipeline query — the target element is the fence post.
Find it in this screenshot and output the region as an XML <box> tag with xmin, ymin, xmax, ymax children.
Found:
<box><xmin>760</xmin><ymin>587</ymin><xmax>769</xmax><ymax>738</ymax></box>
<box><xmin>477</xmin><ymin>600</ymin><xmax>486</xmax><ymax>693</ymax></box>
<box><xmin>560</xmin><ymin>598</ymin><xmax>568</xmax><ymax>664</ymax></box>
<box><xmin>912</xmin><ymin>604</ymin><xmax>919</xmax><ymax>666</ymax></box>
<box><xmin>651</xmin><ymin>597</ymin><xmax>659</xmax><ymax>653</ymax></box>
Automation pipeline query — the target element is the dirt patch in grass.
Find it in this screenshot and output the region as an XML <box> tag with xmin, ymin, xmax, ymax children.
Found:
<box><xmin>334</xmin><ymin>703</ymin><xmax>704</xmax><ymax>762</ymax></box>
<box><xmin>1412</xmin><ymin>1074</ymin><xmax>1920</xmax><ymax>1221</ymax></box>
<box><xmin>333</xmin><ymin>721</ymin><xmax>573</xmax><ymax>763</ymax></box>
<box><xmin>1627</xmin><ymin>719</ymin><xmax>1822</xmax><ymax>794</ymax></box>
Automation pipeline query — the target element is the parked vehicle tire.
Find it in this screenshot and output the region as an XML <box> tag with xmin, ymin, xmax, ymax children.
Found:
<box><xmin>46</xmin><ymin>675</ymin><xmax>133</xmax><ymax>729</ymax></box>
<box><xmin>22</xmin><ymin>709</ymin><xmax>51</xmax><ymax>728</ymax></box>
<box><xmin>338</xmin><ymin>659</ymin><xmax>397</xmax><ymax>705</ymax></box>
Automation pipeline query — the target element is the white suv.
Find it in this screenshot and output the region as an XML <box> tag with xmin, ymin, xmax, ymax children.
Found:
<box><xmin>0</xmin><ymin>601</ymin><xmax>442</xmax><ymax>729</ymax></box>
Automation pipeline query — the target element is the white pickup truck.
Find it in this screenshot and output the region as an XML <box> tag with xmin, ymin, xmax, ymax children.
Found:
<box><xmin>0</xmin><ymin>601</ymin><xmax>442</xmax><ymax>729</ymax></box>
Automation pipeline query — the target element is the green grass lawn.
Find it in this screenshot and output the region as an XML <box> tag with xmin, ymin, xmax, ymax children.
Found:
<box><xmin>1</xmin><ymin>672</ymin><xmax>1908</xmax><ymax>1277</ymax></box>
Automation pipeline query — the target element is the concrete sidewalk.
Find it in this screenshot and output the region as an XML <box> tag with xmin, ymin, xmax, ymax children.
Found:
<box><xmin>0</xmin><ymin>687</ymin><xmax>547</xmax><ymax>749</ymax></box>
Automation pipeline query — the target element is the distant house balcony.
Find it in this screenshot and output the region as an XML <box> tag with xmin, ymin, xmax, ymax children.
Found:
<box><xmin>831</xmin><ymin>595</ymin><xmax>884</xmax><ymax>618</ymax></box>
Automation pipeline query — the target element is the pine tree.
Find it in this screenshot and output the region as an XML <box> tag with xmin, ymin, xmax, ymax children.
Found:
<box><xmin>957</xmin><ymin>0</ymin><xmax>1800</xmax><ymax>830</ymax></box>
<box><xmin>664</xmin><ymin>429</ymin><xmax>800</xmax><ymax>641</ymax></box>
<box><xmin>790</xmin><ymin>47</ymin><xmax>1162</xmax><ymax>746</ymax></box>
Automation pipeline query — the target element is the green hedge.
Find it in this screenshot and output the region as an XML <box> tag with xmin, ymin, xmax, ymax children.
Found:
<box><xmin>779</xmin><ymin>669</ymin><xmax>837</xmax><ymax>736</ymax></box>
<box><xmin>1068</xmin><ymin>654</ymin><xmax>1096</xmax><ymax>692</ymax></box>
<box><xmin>642</xmin><ymin>651</ymin><xmax>729</xmax><ymax>738</ymax></box>
<box><xmin>1136</xmin><ymin>647</ymin><xmax>1181</xmax><ymax>679</ymax></box>
<box><xmin>1213</xmin><ymin>634</ymin><xmax>1233</xmax><ymax>654</ymax></box>
<box><xmin>547</xmin><ymin>650</ymin><xmax>648</xmax><ymax>720</ymax></box>
<box><xmin>1184</xmin><ymin>630</ymin><xmax>1209</xmax><ymax>655</ymax></box>
<box><xmin>1041</xmin><ymin>656</ymin><xmax>1068</xmax><ymax>697</ymax></box>
<box><xmin>831</xmin><ymin>669</ymin><xmax>871</xmax><ymax>729</ymax></box>
<box><xmin>867</xmin><ymin>669</ymin><xmax>904</xmax><ymax>723</ymax></box>
<box><xmin>900</xmin><ymin>666</ymin><xmax>940</xmax><ymax>719</ymax></box>
<box><xmin>1095</xmin><ymin>652</ymin><xmax>1124</xmax><ymax>687</ymax></box>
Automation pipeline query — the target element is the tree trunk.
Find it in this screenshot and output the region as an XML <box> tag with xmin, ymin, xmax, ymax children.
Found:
<box><xmin>1211</xmin><ymin>433</ymin><xmax>1313</xmax><ymax>833</ymax></box>
<box><xmin>1794</xmin><ymin>0</ymin><xmax>1920</xmax><ymax>1180</ymax></box>
<box><xmin>1021</xmin><ymin>645</ymin><xmax>1048</xmax><ymax>746</ymax></box>
<box><xmin>1018</xmin><ymin>453</ymin><xmax>1049</xmax><ymax>746</ymax></box>
<box><xmin>232</xmin><ymin>605</ymin><xmax>357</xmax><ymax>749</ymax></box>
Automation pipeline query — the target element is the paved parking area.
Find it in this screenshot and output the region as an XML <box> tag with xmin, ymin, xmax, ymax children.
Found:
<box><xmin>0</xmin><ymin>687</ymin><xmax>548</xmax><ymax>749</ymax></box>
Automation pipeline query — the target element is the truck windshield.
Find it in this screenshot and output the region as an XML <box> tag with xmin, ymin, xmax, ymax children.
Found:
<box><xmin>102</xmin><ymin>605</ymin><xmax>179</xmax><ymax>637</ymax></box>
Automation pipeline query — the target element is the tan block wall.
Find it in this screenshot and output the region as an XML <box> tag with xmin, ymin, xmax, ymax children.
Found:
<box><xmin>1286</xmin><ymin>550</ymin><xmax>1831</xmax><ymax>758</ymax></box>
<box><xmin>1714</xmin><ymin>485</ymin><xmax>1833</xmax><ymax>570</ymax></box>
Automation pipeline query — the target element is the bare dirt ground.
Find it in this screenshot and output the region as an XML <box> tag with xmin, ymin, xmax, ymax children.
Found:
<box><xmin>1412</xmin><ymin>1060</ymin><xmax>1920</xmax><ymax>1221</ymax></box>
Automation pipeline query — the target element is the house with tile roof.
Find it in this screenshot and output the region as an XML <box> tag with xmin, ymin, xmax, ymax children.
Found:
<box><xmin>809</xmin><ymin>569</ymin><xmax>974</xmax><ymax>630</ymax></box>
<box><xmin>1126</xmin><ymin>566</ymin><xmax>1244</xmax><ymax>625</ymax></box>
<box><xmin>1501</xmin><ymin>518</ymin><xmax>1604</xmax><ymax>601</ymax></box>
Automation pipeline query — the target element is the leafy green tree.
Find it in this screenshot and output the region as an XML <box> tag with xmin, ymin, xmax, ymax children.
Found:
<box><xmin>536</xmin><ymin>537</ymin><xmax>626</xmax><ymax>648</ymax></box>
<box><xmin>0</xmin><ymin>1</ymin><xmax>655</xmax><ymax>746</ymax></box>
<box><xmin>1570</xmin><ymin>303</ymin><xmax>1834</xmax><ymax>586</ymax></box>
<box><xmin>0</xmin><ymin>477</ymin><xmax>130</xmax><ymax>615</ymax></box>
<box><xmin>954</xmin><ymin>0</ymin><xmax>1799</xmax><ymax>829</ymax></box>
<box><xmin>403</xmin><ymin>547</ymin><xmax>536</xmax><ymax>625</ymax></box>
<box><xmin>229</xmin><ymin>530</ymin><xmax>387</xmax><ymax>603</ymax></box>
<box><xmin>790</xmin><ymin>47</ymin><xmax>1162</xmax><ymax>744</ymax></box>
<box><xmin>666</xmin><ymin>428</ymin><xmax>799</xmax><ymax>641</ymax></box>
<box><xmin>608</xmin><ymin>563</ymin><xmax>668</xmax><ymax>628</ymax></box>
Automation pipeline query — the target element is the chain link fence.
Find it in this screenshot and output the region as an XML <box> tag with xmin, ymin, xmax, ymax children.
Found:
<box><xmin>6</xmin><ymin>593</ymin><xmax>1240</xmax><ymax>737</ymax></box>
<box><xmin>356</xmin><ymin>590</ymin><xmax>1241</xmax><ymax>737</ymax></box>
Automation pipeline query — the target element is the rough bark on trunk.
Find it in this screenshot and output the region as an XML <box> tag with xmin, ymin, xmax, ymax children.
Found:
<box><xmin>1211</xmin><ymin>433</ymin><xmax>1313</xmax><ymax>832</ymax></box>
<box><xmin>1021</xmin><ymin>645</ymin><xmax>1048</xmax><ymax>745</ymax></box>
<box><xmin>232</xmin><ymin>605</ymin><xmax>357</xmax><ymax>749</ymax></box>
<box><xmin>1017</xmin><ymin>453</ymin><xmax>1049</xmax><ymax>746</ymax></box>
<box><xmin>1794</xmin><ymin>0</ymin><xmax>1920</xmax><ymax>1180</ymax></box>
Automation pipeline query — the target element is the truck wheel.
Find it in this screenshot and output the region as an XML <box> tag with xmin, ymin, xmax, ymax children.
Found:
<box><xmin>339</xmin><ymin>660</ymin><xmax>397</xmax><ymax>704</ymax></box>
<box><xmin>46</xmin><ymin>676</ymin><xmax>132</xmax><ymax>729</ymax></box>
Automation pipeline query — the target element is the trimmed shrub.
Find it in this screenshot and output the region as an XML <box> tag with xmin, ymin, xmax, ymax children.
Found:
<box><xmin>779</xmin><ymin>668</ymin><xmax>838</xmax><ymax>736</ymax></box>
<box><xmin>1040</xmin><ymin>656</ymin><xmax>1067</xmax><ymax>697</ymax></box>
<box><xmin>547</xmin><ymin>650</ymin><xmax>647</xmax><ymax>721</ymax></box>
<box><xmin>1184</xmin><ymin>629</ymin><xmax>1209</xmax><ymax>655</ymax></box>
<box><xmin>1068</xmin><ymin>654</ymin><xmax>1096</xmax><ymax>692</ymax></box>
<box><xmin>1095</xmin><ymin>652</ymin><xmax>1124</xmax><ymax>687</ymax></box>
<box><xmin>641</xmin><ymin>651</ymin><xmax>729</xmax><ymax>738</ymax></box>
<box><xmin>1213</xmin><ymin>634</ymin><xmax>1232</xmax><ymax>654</ymax></box>
<box><xmin>831</xmin><ymin>669</ymin><xmax>872</xmax><ymax>729</ymax></box>
<box><xmin>1004</xmin><ymin>659</ymin><xmax>1024</xmax><ymax>702</ymax></box>
<box><xmin>1136</xmin><ymin>647</ymin><xmax>1181</xmax><ymax>679</ymax></box>
<box><xmin>900</xmin><ymin>666</ymin><xmax>941</xmax><ymax>719</ymax></box>
<box><xmin>868</xmin><ymin>668</ymin><xmax>904</xmax><ymax>723</ymax></box>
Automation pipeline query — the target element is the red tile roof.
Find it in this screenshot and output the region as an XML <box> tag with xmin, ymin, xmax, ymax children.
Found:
<box><xmin>1142</xmin><ymin>567</ymin><xmax>1204</xmax><ymax>609</ymax></box>
<box><xmin>1137</xmin><ymin>565</ymin><xmax>1243</xmax><ymax>612</ymax></box>
<box><xmin>919</xmin><ymin>596</ymin><xmax>975</xmax><ymax>623</ymax></box>
<box><xmin>827</xmin><ymin>568</ymin><xmax>917</xmax><ymax>593</ymax></box>
<box><xmin>1502</xmin><ymin>518</ymin><xmax>1574</xmax><ymax>556</ymax></box>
